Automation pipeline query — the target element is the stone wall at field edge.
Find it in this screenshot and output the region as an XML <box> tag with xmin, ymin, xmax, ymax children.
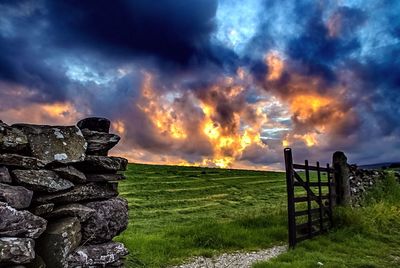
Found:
<box><xmin>347</xmin><ymin>164</ymin><xmax>386</xmax><ymax>205</ymax></box>
<box><xmin>0</xmin><ymin>117</ymin><xmax>129</xmax><ymax>267</ymax></box>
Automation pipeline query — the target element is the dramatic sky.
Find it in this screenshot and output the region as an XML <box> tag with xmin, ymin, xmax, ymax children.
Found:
<box><xmin>0</xmin><ymin>0</ymin><xmax>399</xmax><ymax>169</ymax></box>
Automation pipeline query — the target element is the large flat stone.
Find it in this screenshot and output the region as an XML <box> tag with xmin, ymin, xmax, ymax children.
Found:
<box><xmin>52</xmin><ymin>165</ymin><xmax>86</xmax><ymax>184</ymax></box>
<box><xmin>73</xmin><ymin>155</ymin><xmax>128</xmax><ymax>173</ymax></box>
<box><xmin>31</xmin><ymin>203</ymin><xmax>54</xmax><ymax>216</ymax></box>
<box><xmin>0</xmin><ymin>202</ymin><xmax>47</xmax><ymax>239</ymax></box>
<box><xmin>86</xmin><ymin>173</ymin><xmax>125</xmax><ymax>182</ymax></box>
<box><xmin>13</xmin><ymin>124</ymin><xmax>87</xmax><ymax>164</ymax></box>
<box><xmin>82</xmin><ymin>129</ymin><xmax>120</xmax><ymax>156</ymax></box>
<box><xmin>0</xmin><ymin>166</ymin><xmax>12</xmax><ymax>183</ymax></box>
<box><xmin>0</xmin><ymin>238</ymin><xmax>35</xmax><ymax>264</ymax></box>
<box><xmin>77</xmin><ymin>117</ymin><xmax>110</xmax><ymax>133</ymax></box>
<box><xmin>0</xmin><ymin>121</ymin><xmax>29</xmax><ymax>154</ymax></box>
<box><xmin>46</xmin><ymin>203</ymin><xmax>96</xmax><ymax>222</ymax></box>
<box><xmin>67</xmin><ymin>242</ymin><xmax>128</xmax><ymax>267</ymax></box>
<box><xmin>34</xmin><ymin>182</ymin><xmax>118</xmax><ymax>204</ymax></box>
<box><xmin>12</xmin><ymin>169</ymin><xmax>74</xmax><ymax>193</ymax></box>
<box><xmin>0</xmin><ymin>183</ymin><xmax>33</xmax><ymax>209</ymax></box>
<box><xmin>0</xmin><ymin>154</ymin><xmax>46</xmax><ymax>169</ymax></box>
<box><xmin>82</xmin><ymin>197</ymin><xmax>128</xmax><ymax>244</ymax></box>
<box><xmin>36</xmin><ymin>217</ymin><xmax>81</xmax><ymax>268</ymax></box>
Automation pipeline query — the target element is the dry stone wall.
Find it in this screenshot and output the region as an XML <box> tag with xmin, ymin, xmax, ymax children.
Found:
<box><xmin>0</xmin><ymin>117</ymin><xmax>129</xmax><ymax>267</ymax></box>
<box><xmin>348</xmin><ymin>164</ymin><xmax>386</xmax><ymax>205</ymax></box>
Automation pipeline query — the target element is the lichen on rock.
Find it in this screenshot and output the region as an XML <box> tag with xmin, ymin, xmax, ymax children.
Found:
<box><xmin>12</xmin><ymin>124</ymin><xmax>87</xmax><ymax>164</ymax></box>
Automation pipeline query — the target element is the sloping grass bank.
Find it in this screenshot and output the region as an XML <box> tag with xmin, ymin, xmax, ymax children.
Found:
<box><xmin>254</xmin><ymin>172</ymin><xmax>400</xmax><ymax>268</ymax></box>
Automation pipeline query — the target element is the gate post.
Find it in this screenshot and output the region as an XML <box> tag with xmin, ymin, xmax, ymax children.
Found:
<box><xmin>332</xmin><ymin>151</ymin><xmax>351</xmax><ymax>206</ymax></box>
<box><xmin>284</xmin><ymin>148</ymin><xmax>296</xmax><ymax>248</ymax></box>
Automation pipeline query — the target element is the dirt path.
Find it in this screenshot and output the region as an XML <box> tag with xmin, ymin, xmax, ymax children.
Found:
<box><xmin>171</xmin><ymin>245</ymin><xmax>287</xmax><ymax>268</ymax></box>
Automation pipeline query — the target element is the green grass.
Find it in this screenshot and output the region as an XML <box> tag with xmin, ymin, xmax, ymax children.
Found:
<box><xmin>115</xmin><ymin>163</ymin><xmax>290</xmax><ymax>267</ymax></box>
<box><xmin>116</xmin><ymin>164</ymin><xmax>400</xmax><ymax>267</ymax></box>
<box><xmin>253</xmin><ymin>172</ymin><xmax>400</xmax><ymax>268</ymax></box>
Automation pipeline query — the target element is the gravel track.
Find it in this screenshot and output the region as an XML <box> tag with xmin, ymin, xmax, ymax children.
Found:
<box><xmin>171</xmin><ymin>245</ymin><xmax>287</xmax><ymax>268</ymax></box>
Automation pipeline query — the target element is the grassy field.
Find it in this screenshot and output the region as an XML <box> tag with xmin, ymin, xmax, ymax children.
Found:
<box><xmin>116</xmin><ymin>164</ymin><xmax>400</xmax><ymax>268</ymax></box>
<box><xmin>115</xmin><ymin>163</ymin><xmax>290</xmax><ymax>267</ymax></box>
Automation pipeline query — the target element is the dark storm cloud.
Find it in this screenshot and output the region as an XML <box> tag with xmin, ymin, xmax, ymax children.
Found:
<box><xmin>0</xmin><ymin>1</ymin><xmax>70</xmax><ymax>103</ymax></box>
<box><xmin>240</xmin><ymin>143</ymin><xmax>281</xmax><ymax>165</ymax></box>
<box><xmin>287</xmin><ymin>12</ymin><xmax>360</xmax><ymax>66</ymax></box>
<box><xmin>251</xmin><ymin>2</ymin><xmax>367</xmax><ymax>86</ymax></box>
<box><xmin>45</xmin><ymin>0</ymin><xmax>220</xmax><ymax>66</ymax></box>
<box><xmin>351</xmin><ymin>57</ymin><xmax>400</xmax><ymax>137</ymax></box>
<box><xmin>0</xmin><ymin>0</ymin><xmax>227</xmax><ymax>103</ymax></box>
<box><xmin>0</xmin><ymin>35</ymin><xmax>69</xmax><ymax>102</ymax></box>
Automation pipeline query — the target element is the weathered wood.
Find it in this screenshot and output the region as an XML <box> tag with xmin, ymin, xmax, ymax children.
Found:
<box><xmin>293</xmin><ymin>164</ymin><xmax>334</xmax><ymax>172</ymax></box>
<box><xmin>284</xmin><ymin>148</ymin><xmax>335</xmax><ymax>248</ymax></box>
<box><xmin>305</xmin><ymin>160</ymin><xmax>312</xmax><ymax>238</ymax></box>
<box><xmin>317</xmin><ymin>162</ymin><xmax>324</xmax><ymax>232</ymax></box>
<box><xmin>284</xmin><ymin>148</ymin><xmax>296</xmax><ymax>248</ymax></box>
<box><xmin>294</xmin><ymin>181</ymin><xmax>334</xmax><ymax>187</ymax></box>
<box><xmin>294</xmin><ymin>195</ymin><xmax>330</xmax><ymax>203</ymax></box>
<box><xmin>332</xmin><ymin>151</ymin><xmax>351</xmax><ymax>206</ymax></box>
<box><xmin>296</xmin><ymin>218</ymin><xmax>328</xmax><ymax>230</ymax></box>
<box><xmin>293</xmin><ymin>173</ymin><xmax>328</xmax><ymax>207</ymax></box>
<box><xmin>295</xmin><ymin>208</ymin><xmax>320</xmax><ymax>217</ymax></box>
<box><xmin>327</xmin><ymin>163</ymin><xmax>333</xmax><ymax>227</ymax></box>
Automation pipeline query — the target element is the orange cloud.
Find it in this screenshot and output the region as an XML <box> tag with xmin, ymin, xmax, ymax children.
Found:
<box><xmin>133</xmin><ymin>69</ymin><xmax>269</xmax><ymax>168</ymax></box>
<box><xmin>137</xmin><ymin>72</ymin><xmax>188</xmax><ymax>140</ymax></box>
<box><xmin>265</xmin><ymin>51</ymin><xmax>284</xmax><ymax>81</ymax></box>
<box><xmin>0</xmin><ymin>101</ymin><xmax>84</xmax><ymax>126</ymax></box>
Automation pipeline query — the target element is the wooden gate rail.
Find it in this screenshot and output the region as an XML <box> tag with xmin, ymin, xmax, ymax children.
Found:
<box><xmin>284</xmin><ymin>148</ymin><xmax>335</xmax><ymax>248</ymax></box>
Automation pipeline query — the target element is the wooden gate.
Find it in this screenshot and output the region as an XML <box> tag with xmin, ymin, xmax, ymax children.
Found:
<box><xmin>284</xmin><ymin>148</ymin><xmax>335</xmax><ymax>248</ymax></box>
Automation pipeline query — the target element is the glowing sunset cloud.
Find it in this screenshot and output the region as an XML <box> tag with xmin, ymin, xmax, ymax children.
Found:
<box><xmin>0</xmin><ymin>101</ymin><xmax>84</xmax><ymax>126</ymax></box>
<box><xmin>265</xmin><ymin>51</ymin><xmax>284</xmax><ymax>81</ymax></box>
<box><xmin>138</xmin><ymin>73</ymin><xmax>188</xmax><ymax>140</ymax></box>
<box><xmin>112</xmin><ymin>120</ymin><xmax>126</xmax><ymax>136</ymax></box>
<box><xmin>199</xmin><ymin>99</ymin><xmax>266</xmax><ymax>168</ymax></box>
<box><xmin>132</xmin><ymin>69</ymin><xmax>268</xmax><ymax>168</ymax></box>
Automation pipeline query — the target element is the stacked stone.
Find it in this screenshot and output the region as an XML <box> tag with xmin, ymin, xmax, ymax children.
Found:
<box><xmin>348</xmin><ymin>164</ymin><xmax>386</xmax><ymax>205</ymax></box>
<box><xmin>0</xmin><ymin>117</ymin><xmax>129</xmax><ymax>267</ymax></box>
